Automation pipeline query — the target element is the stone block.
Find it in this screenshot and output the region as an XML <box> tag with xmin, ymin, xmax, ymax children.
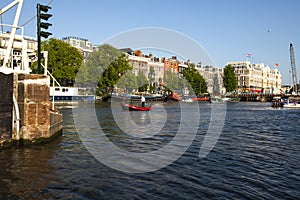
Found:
<box><xmin>38</xmin><ymin>103</ymin><xmax>50</xmax><ymax>126</ymax></box>
<box><xmin>18</xmin><ymin>73</ymin><xmax>46</xmax><ymax>81</ymax></box>
<box><xmin>1</xmin><ymin>72</ymin><xmax>62</xmax><ymax>147</ymax></box>
<box><xmin>26</xmin><ymin>84</ymin><xmax>49</xmax><ymax>102</ymax></box>
<box><xmin>26</xmin><ymin>103</ymin><xmax>37</xmax><ymax>125</ymax></box>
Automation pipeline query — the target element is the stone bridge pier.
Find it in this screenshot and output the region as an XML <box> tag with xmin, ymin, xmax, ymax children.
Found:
<box><xmin>0</xmin><ymin>72</ymin><xmax>63</xmax><ymax>148</ymax></box>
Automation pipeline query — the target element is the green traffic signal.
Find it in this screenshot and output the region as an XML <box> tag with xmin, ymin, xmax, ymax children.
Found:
<box><xmin>37</xmin><ymin>3</ymin><xmax>52</xmax><ymax>39</ymax></box>
<box><xmin>39</xmin><ymin>5</ymin><xmax>51</xmax><ymax>12</ymax></box>
<box><xmin>40</xmin><ymin>13</ymin><xmax>52</xmax><ymax>21</ymax></box>
<box><xmin>40</xmin><ymin>22</ymin><xmax>52</xmax><ymax>29</ymax></box>
<box><xmin>40</xmin><ymin>31</ymin><xmax>52</xmax><ymax>38</ymax></box>
<box><xmin>37</xmin><ymin>3</ymin><xmax>53</xmax><ymax>74</ymax></box>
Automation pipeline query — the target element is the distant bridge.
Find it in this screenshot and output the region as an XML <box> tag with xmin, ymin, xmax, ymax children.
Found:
<box><xmin>236</xmin><ymin>93</ymin><xmax>299</xmax><ymax>102</ymax></box>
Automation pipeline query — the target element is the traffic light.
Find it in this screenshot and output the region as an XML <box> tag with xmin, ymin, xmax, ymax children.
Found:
<box><xmin>37</xmin><ymin>4</ymin><xmax>52</xmax><ymax>39</ymax></box>
<box><xmin>37</xmin><ymin>4</ymin><xmax>52</xmax><ymax>74</ymax></box>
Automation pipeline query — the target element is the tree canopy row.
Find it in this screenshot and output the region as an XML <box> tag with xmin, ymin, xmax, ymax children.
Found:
<box><xmin>33</xmin><ymin>38</ymin><xmax>237</xmax><ymax>96</ymax></box>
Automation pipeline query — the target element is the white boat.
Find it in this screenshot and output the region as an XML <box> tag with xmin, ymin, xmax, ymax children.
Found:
<box><xmin>50</xmin><ymin>86</ymin><xmax>95</xmax><ymax>101</ymax></box>
<box><xmin>210</xmin><ymin>96</ymin><xmax>222</xmax><ymax>103</ymax></box>
<box><xmin>210</xmin><ymin>96</ymin><xmax>224</xmax><ymax>103</ymax></box>
<box><xmin>221</xmin><ymin>97</ymin><xmax>231</xmax><ymax>102</ymax></box>
<box><xmin>210</xmin><ymin>95</ymin><xmax>240</xmax><ymax>103</ymax></box>
<box><xmin>283</xmin><ymin>97</ymin><xmax>300</xmax><ymax>108</ymax></box>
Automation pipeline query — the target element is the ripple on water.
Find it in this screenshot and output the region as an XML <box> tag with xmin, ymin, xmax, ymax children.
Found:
<box><xmin>0</xmin><ymin>102</ymin><xmax>299</xmax><ymax>199</ymax></box>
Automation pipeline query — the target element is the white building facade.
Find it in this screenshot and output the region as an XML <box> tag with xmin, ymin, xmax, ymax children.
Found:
<box><xmin>62</xmin><ymin>36</ymin><xmax>93</xmax><ymax>62</ymax></box>
<box><xmin>197</xmin><ymin>66</ymin><xmax>225</xmax><ymax>95</ymax></box>
<box><xmin>227</xmin><ymin>61</ymin><xmax>282</xmax><ymax>94</ymax></box>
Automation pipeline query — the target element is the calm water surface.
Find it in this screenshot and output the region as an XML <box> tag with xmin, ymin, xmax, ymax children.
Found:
<box><xmin>0</xmin><ymin>102</ymin><xmax>299</xmax><ymax>199</ymax></box>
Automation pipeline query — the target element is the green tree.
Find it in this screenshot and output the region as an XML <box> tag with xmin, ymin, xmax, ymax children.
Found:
<box><xmin>223</xmin><ymin>65</ymin><xmax>237</xmax><ymax>93</ymax></box>
<box><xmin>76</xmin><ymin>44</ymin><xmax>132</xmax><ymax>96</ymax></box>
<box><xmin>163</xmin><ymin>69</ymin><xmax>184</xmax><ymax>94</ymax></box>
<box><xmin>148</xmin><ymin>66</ymin><xmax>155</xmax><ymax>93</ymax></box>
<box><xmin>98</xmin><ymin>53</ymin><xmax>132</xmax><ymax>95</ymax></box>
<box><xmin>137</xmin><ymin>71</ymin><xmax>148</xmax><ymax>93</ymax></box>
<box><xmin>78</xmin><ymin>44</ymin><xmax>122</xmax><ymax>88</ymax></box>
<box><xmin>182</xmin><ymin>63</ymin><xmax>207</xmax><ymax>96</ymax></box>
<box><xmin>116</xmin><ymin>70</ymin><xmax>137</xmax><ymax>94</ymax></box>
<box><xmin>33</xmin><ymin>38</ymin><xmax>84</xmax><ymax>86</ymax></box>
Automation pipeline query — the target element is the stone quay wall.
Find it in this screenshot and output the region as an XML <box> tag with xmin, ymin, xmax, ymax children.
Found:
<box><xmin>0</xmin><ymin>72</ymin><xmax>63</xmax><ymax>148</ymax></box>
<box><xmin>0</xmin><ymin>73</ymin><xmax>15</xmax><ymax>142</ymax></box>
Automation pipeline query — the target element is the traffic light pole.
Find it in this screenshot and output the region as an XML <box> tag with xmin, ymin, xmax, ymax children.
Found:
<box><xmin>36</xmin><ymin>3</ymin><xmax>52</xmax><ymax>74</ymax></box>
<box><xmin>37</xmin><ymin>4</ymin><xmax>42</xmax><ymax>74</ymax></box>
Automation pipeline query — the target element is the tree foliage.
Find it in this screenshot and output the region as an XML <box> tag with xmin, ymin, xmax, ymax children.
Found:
<box><xmin>182</xmin><ymin>64</ymin><xmax>207</xmax><ymax>96</ymax></box>
<box><xmin>164</xmin><ymin>69</ymin><xmax>185</xmax><ymax>94</ymax></box>
<box><xmin>223</xmin><ymin>65</ymin><xmax>237</xmax><ymax>93</ymax></box>
<box><xmin>76</xmin><ymin>44</ymin><xmax>132</xmax><ymax>95</ymax></box>
<box><xmin>137</xmin><ymin>71</ymin><xmax>148</xmax><ymax>92</ymax></box>
<box><xmin>148</xmin><ymin>66</ymin><xmax>155</xmax><ymax>93</ymax></box>
<box><xmin>33</xmin><ymin>38</ymin><xmax>84</xmax><ymax>86</ymax></box>
<box><xmin>98</xmin><ymin>53</ymin><xmax>132</xmax><ymax>94</ymax></box>
<box><xmin>116</xmin><ymin>70</ymin><xmax>137</xmax><ymax>93</ymax></box>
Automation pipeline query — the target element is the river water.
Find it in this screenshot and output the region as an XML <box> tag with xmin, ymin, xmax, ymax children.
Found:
<box><xmin>0</xmin><ymin>102</ymin><xmax>299</xmax><ymax>199</ymax></box>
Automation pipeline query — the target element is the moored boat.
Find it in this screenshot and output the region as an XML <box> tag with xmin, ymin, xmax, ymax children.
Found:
<box><xmin>227</xmin><ymin>96</ymin><xmax>241</xmax><ymax>102</ymax></box>
<box><xmin>271</xmin><ymin>97</ymin><xmax>285</xmax><ymax>108</ymax></box>
<box><xmin>50</xmin><ymin>86</ymin><xmax>95</xmax><ymax>101</ymax></box>
<box><xmin>191</xmin><ymin>96</ymin><xmax>210</xmax><ymax>102</ymax></box>
<box><xmin>283</xmin><ymin>97</ymin><xmax>300</xmax><ymax>108</ymax></box>
<box><xmin>182</xmin><ymin>96</ymin><xmax>193</xmax><ymax>103</ymax></box>
<box><xmin>210</xmin><ymin>96</ymin><xmax>221</xmax><ymax>103</ymax></box>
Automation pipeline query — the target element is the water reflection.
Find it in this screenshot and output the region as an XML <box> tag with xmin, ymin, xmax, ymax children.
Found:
<box><xmin>0</xmin><ymin>140</ymin><xmax>61</xmax><ymax>199</ymax></box>
<box><xmin>0</xmin><ymin>102</ymin><xmax>299</xmax><ymax>199</ymax></box>
<box><xmin>130</xmin><ymin>111</ymin><xmax>150</xmax><ymax>126</ymax></box>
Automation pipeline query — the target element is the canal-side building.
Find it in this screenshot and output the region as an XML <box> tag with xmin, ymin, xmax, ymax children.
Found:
<box><xmin>62</xmin><ymin>36</ymin><xmax>93</xmax><ymax>62</ymax></box>
<box><xmin>122</xmin><ymin>49</ymin><xmax>165</xmax><ymax>86</ymax></box>
<box><xmin>120</xmin><ymin>48</ymin><xmax>226</xmax><ymax>95</ymax></box>
<box><xmin>227</xmin><ymin>61</ymin><xmax>282</xmax><ymax>94</ymax></box>
<box><xmin>163</xmin><ymin>56</ymin><xmax>179</xmax><ymax>74</ymax></box>
<box><xmin>197</xmin><ymin>66</ymin><xmax>225</xmax><ymax>95</ymax></box>
<box><xmin>148</xmin><ymin>56</ymin><xmax>165</xmax><ymax>86</ymax></box>
<box><xmin>0</xmin><ymin>32</ymin><xmax>36</xmax><ymax>72</ymax></box>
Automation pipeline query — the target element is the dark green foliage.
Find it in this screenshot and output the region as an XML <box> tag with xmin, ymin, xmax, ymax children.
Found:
<box><xmin>164</xmin><ymin>69</ymin><xmax>185</xmax><ymax>94</ymax></box>
<box><xmin>182</xmin><ymin>63</ymin><xmax>207</xmax><ymax>96</ymax></box>
<box><xmin>223</xmin><ymin>65</ymin><xmax>237</xmax><ymax>93</ymax></box>
<box><xmin>116</xmin><ymin>70</ymin><xmax>137</xmax><ymax>93</ymax></box>
<box><xmin>99</xmin><ymin>53</ymin><xmax>132</xmax><ymax>94</ymax></box>
<box><xmin>148</xmin><ymin>66</ymin><xmax>155</xmax><ymax>93</ymax></box>
<box><xmin>76</xmin><ymin>44</ymin><xmax>132</xmax><ymax>96</ymax></box>
<box><xmin>137</xmin><ymin>71</ymin><xmax>148</xmax><ymax>92</ymax></box>
<box><xmin>32</xmin><ymin>38</ymin><xmax>84</xmax><ymax>86</ymax></box>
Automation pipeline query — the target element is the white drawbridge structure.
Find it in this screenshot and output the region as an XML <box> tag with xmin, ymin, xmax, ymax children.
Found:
<box><xmin>0</xmin><ymin>0</ymin><xmax>33</xmax><ymax>74</ymax></box>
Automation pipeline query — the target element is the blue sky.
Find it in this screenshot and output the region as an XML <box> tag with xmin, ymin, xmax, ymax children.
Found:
<box><xmin>1</xmin><ymin>0</ymin><xmax>300</xmax><ymax>84</ymax></box>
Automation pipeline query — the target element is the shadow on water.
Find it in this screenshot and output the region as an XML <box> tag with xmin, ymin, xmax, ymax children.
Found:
<box><xmin>0</xmin><ymin>139</ymin><xmax>62</xmax><ymax>199</ymax></box>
